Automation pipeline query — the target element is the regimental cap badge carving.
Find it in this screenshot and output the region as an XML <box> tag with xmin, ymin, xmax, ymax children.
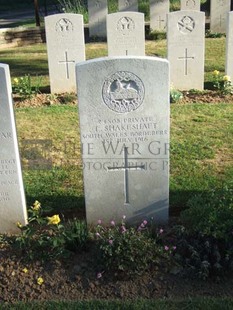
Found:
<box><xmin>178</xmin><ymin>16</ymin><xmax>195</xmax><ymax>34</ymax></box>
<box><xmin>117</xmin><ymin>17</ymin><xmax>135</xmax><ymax>35</ymax></box>
<box><xmin>102</xmin><ymin>71</ymin><xmax>145</xmax><ymax>113</ymax></box>
<box><xmin>55</xmin><ymin>18</ymin><xmax>73</xmax><ymax>33</ymax></box>
<box><xmin>185</xmin><ymin>0</ymin><xmax>196</xmax><ymax>8</ymax></box>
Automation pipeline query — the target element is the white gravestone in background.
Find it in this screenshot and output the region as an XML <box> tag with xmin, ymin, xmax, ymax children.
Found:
<box><xmin>210</xmin><ymin>0</ymin><xmax>231</xmax><ymax>33</ymax></box>
<box><xmin>0</xmin><ymin>64</ymin><xmax>27</xmax><ymax>233</ymax></box>
<box><xmin>167</xmin><ymin>11</ymin><xmax>205</xmax><ymax>90</ymax></box>
<box><xmin>107</xmin><ymin>12</ymin><xmax>145</xmax><ymax>56</ymax></box>
<box><xmin>180</xmin><ymin>0</ymin><xmax>200</xmax><ymax>11</ymax></box>
<box><xmin>150</xmin><ymin>0</ymin><xmax>169</xmax><ymax>31</ymax></box>
<box><xmin>118</xmin><ymin>0</ymin><xmax>138</xmax><ymax>12</ymax></box>
<box><xmin>88</xmin><ymin>0</ymin><xmax>108</xmax><ymax>37</ymax></box>
<box><xmin>45</xmin><ymin>13</ymin><xmax>85</xmax><ymax>93</ymax></box>
<box><xmin>226</xmin><ymin>12</ymin><xmax>233</xmax><ymax>81</ymax></box>
<box><xmin>76</xmin><ymin>56</ymin><xmax>170</xmax><ymax>225</ymax></box>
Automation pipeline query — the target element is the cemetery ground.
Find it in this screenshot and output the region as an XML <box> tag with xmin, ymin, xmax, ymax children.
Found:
<box><xmin>0</xmin><ymin>38</ymin><xmax>233</xmax><ymax>307</ymax></box>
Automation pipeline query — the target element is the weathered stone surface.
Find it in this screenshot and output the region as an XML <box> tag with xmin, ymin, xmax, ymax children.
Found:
<box><xmin>180</xmin><ymin>0</ymin><xmax>200</xmax><ymax>11</ymax></box>
<box><xmin>45</xmin><ymin>13</ymin><xmax>85</xmax><ymax>93</ymax></box>
<box><xmin>88</xmin><ymin>0</ymin><xmax>108</xmax><ymax>37</ymax></box>
<box><xmin>107</xmin><ymin>12</ymin><xmax>145</xmax><ymax>56</ymax></box>
<box><xmin>0</xmin><ymin>64</ymin><xmax>27</xmax><ymax>233</ymax></box>
<box><xmin>118</xmin><ymin>0</ymin><xmax>138</xmax><ymax>12</ymax></box>
<box><xmin>210</xmin><ymin>0</ymin><xmax>230</xmax><ymax>33</ymax></box>
<box><xmin>150</xmin><ymin>0</ymin><xmax>169</xmax><ymax>31</ymax></box>
<box><xmin>167</xmin><ymin>10</ymin><xmax>205</xmax><ymax>90</ymax></box>
<box><xmin>76</xmin><ymin>56</ymin><xmax>169</xmax><ymax>225</ymax></box>
<box><xmin>225</xmin><ymin>12</ymin><xmax>233</xmax><ymax>81</ymax></box>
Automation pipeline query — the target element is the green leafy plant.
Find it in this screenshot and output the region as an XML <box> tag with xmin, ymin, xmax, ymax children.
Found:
<box><xmin>170</xmin><ymin>86</ymin><xmax>183</xmax><ymax>103</ymax></box>
<box><xmin>148</xmin><ymin>29</ymin><xmax>166</xmax><ymax>40</ymax></box>
<box><xmin>93</xmin><ymin>217</ymin><xmax>174</xmax><ymax>278</ymax></box>
<box><xmin>174</xmin><ymin>226</ymin><xmax>233</xmax><ymax>280</ymax></box>
<box><xmin>15</xmin><ymin>201</ymin><xmax>88</xmax><ymax>261</ymax></box>
<box><xmin>174</xmin><ymin>186</ymin><xmax>233</xmax><ymax>279</ymax></box>
<box><xmin>205</xmin><ymin>30</ymin><xmax>225</xmax><ymax>38</ymax></box>
<box><xmin>13</xmin><ymin>75</ymin><xmax>42</xmax><ymax>99</ymax></box>
<box><xmin>212</xmin><ymin>70</ymin><xmax>233</xmax><ymax>94</ymax></box>
<box><xmin>181</xmin><ymin>186</ymin><xmax>233</xmax><ymax>239</ymax></box>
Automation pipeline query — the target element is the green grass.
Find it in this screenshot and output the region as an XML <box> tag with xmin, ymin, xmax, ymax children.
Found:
<box><xmin>170</xmin><ymin>103</ymin><xmax>233</xmax><ymax>209</ymax></box>
<box><xmin>16</xmin><ymin>105</ymin><xmax>84</xmax><ymax>212</ymax></box>
<box><xmin>2</xmin><ymin>297</ymin><xmax>233</xmax><ymax>309</ymax></box>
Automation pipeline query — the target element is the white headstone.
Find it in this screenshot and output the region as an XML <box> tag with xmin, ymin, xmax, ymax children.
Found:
<box><xmin>0</xmin><ymin>64</ymin><xmax>27</xmax><ymax>233</ymax></box>
<box><xmin>150</xmin><ymin>0</ymin><xmax>169</xmax><ymax>31</ymax></box>
<box><xmin>88</xmin><ymin>0</ymin><xmax>108</xmax><ymax>37</ymax></box>
<box><xmin>107</xmin><ymin>12</ymin><xmax>145</xmax><ymax>56</ymax></box>
<box><xmin>76</xmin><ymin>56</ymin><xmax>170</xmax><ymax>225</ymax></box>
<box><xmin>180</xmin><ymin>0</ymin><xmax>200</xmax><ymax>11</ymax></box>
<box><xmin>226</xmin><ymin>11</ymin><xmax>233</xmax><ymax>81</ymax></box>
<box><xmin>210</xmin><ymin>0</ymin><xmax>231</xmax><ymax>33</ymax></box>
<box><xmin>167</xmin><ymin>11</ymin><xmax>205</xmax><ymax>90</ymax></box>
<box><xmin>118</xmin><ymin>0</ymin><xmax>138</xmax><ymax>12</ymax></box>
<box><xmin>45</xmin><ymin>13</ymin><xmax>85</xmax><ymax>94</ymax></box>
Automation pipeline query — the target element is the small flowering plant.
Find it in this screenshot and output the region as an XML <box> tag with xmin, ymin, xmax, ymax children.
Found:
<box><xmin>93</xmin><ymin>216</ymin><xmax>169</xmax><ymax>277</ymax></box>
<box><xmin>15</xmin><ymin>201</ymin><xmax>88</xmax><ymax>261</ymax></box>
<box><xmin>212</xmin><ymin>70</ymin><xmax>233</xmax><ymax>94</ymax></box>
<box><xmin>13</xmin><ymin>75</ymin><xmax>42</xmax><ymax>99</ymax></box>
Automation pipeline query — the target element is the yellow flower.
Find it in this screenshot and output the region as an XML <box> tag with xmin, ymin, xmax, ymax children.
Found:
<box><xmin>223</xmin><ymin>75</ymin><xmax>231</xmax><ymax>82</ymax></box>
<box><xmin>32</xmin><ymin>200</ymin><xmax>41</xmax><ymax>211</ymax></box>
<box><xmin>37</xmin><ymin>277</ymin><xmax>44</xmax><ymax>285</ymax></box>
<box><xmin>22</xmin><ymin>268</ymin><xmax>28</xmax><ymax>273</ymax></box>
<box><xmin>47</xmin><ymin>214</ymin><xmax>61</xmax><ymax>225</ymax></box>
<box><xmin>13</xmin><ymin>78</ymin><xmax>19</xmax><ymax>84</ymax></box>
<box><xmin>16</xmin><ymin>222</ymin><xmax>23</xmax><ymax>228</ymax></box>
<box><xmin>213</xmin><ymin>70</ymin><xmax>220</xmax><ymax>76</ymax></box>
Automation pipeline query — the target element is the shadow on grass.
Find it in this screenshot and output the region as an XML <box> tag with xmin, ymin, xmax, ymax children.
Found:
<box><xmin>169</xmin><ymin>189</ymin><xmax>205</xmax><ymax>217</ymax></box>
<box><xmin>0</xmin><ymin>19</ymin><xmax>36</xmax><ymax>29</ymax></box>
<box><xmin>26</xmin><ymin>189</ymin><xmax>211</xmax><ymax>221</ymax></box>
<box><xmin>26</xmin><ymin>194</ymin><xmax>86</xmax><ymax>220</ymax></box>
<box><xmin>7</xmin><ymin>60</ymin><xmax>48</xmax><ymax>77</ymax></box>
<box><xmin>204</xmin><ymin>81</ymin><xmax>215</xmax><ymax>90</ymax></box>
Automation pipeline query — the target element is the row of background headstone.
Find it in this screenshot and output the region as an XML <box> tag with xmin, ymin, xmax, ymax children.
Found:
<box><xmin>45</xmin><ymin>9</ymin><xmax>233</xmax><ymax>93</ymax></box>
<box><xmin>88</xmin><ymin>0</ymin><xmax>231</xmax><ymax>35</ymax></box>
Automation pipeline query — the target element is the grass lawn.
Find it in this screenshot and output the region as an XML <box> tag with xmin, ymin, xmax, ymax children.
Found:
<box><xmin>2</xmin><ymin>298</ymin><xmax>233</xmax><ymax>310</ymax></box>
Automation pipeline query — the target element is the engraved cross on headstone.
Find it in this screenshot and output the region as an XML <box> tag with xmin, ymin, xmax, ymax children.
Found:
<box><xmin>219</xmin><ymin>14</ymin><xmax>225</xmax><ymax>27</ymax></box>
<box><xmin>58</xmin><ymin>51</ymin><xmax>75</xmax><ymax>79</ymax></box>
<box><xmin>93</xmin><ymin>18</ymin><xmax>103</xmax><ymax>34</ymax></box>
<box><xmin>157</xmin><ymin>15</ymin><xmax>165</xmax><ymax>29</ymax></box>
<box><xmin>178</xmin><ymin>48</ymin><xmax>195</xmax><ymax>75</ymax></box>
<box><xmin>107</xmin><ymin>146</ymin><xmax>145</xmax><ymax>204</ymax></box>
